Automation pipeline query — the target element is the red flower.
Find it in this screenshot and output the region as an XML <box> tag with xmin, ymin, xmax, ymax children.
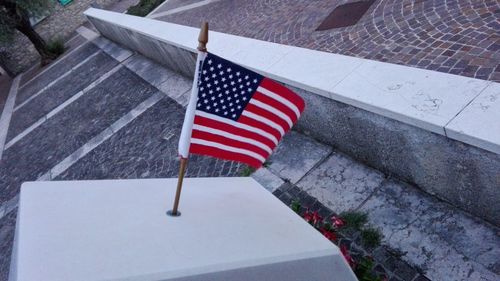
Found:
<box><xmin>312</xmin><ymin>211</ymin><xmax>322</xmax><ymax>225</ymax></box>
<box><xmin>340</xmin><ymin>245</ymin><xmax>355</xmax><ymax>268</ymax></box>
<box><xmin>320</xmin><ymin>228</ymin><xmax>337</xmax><ymax>241</ymax></box>
<box><xmin>303</xmin><ymin>210</ymin><xmax>313</xmax><ymax>223</ymax></box>
<box><xmin>331</xmin><ymin>216</ymin><xmax>345</xmax><ymax>228</ymax></box>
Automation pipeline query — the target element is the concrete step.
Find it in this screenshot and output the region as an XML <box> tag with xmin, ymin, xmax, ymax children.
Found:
<box><xmin>0</xmin><ymin>66</ymin><xmax>160</xmax><ymax>207</ymax></box>
<box><xmin>7</xmin><ymin>51</ymin><xmax>119</xmax><ymax>142</ymax></box>
<box><xmin>252</xmin><ymin>131</ymin><xmax>500</xmax><ymax>281</ymax></box>
<box><xmin>16</xmin><ymin>42</ymin><xmax>100</xmax><ymax>104</ymax></box>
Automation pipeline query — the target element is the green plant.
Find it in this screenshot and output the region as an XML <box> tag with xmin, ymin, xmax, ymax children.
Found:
<box><xmin>340</xmin><ymin>211</ymin><xmax>368</xmax><ymax>230</ymax></box>
<box><xmin>46</xmin><ymin>38</ymin><xmax>65</xmax><ymax>56</ymax></box>
<box><xmin>240</xmin><ymin>166</ymin><xmax>255</xmax><ymax>176</ymax></box>
<box><xmin>361</xmin><ymin>228</ymin><xmax>382</xmax><ymax>248</ymax></box>
<box><xmin>290</xmin><ymin>200</ymin><xmax>301</xmax><ymax>214</ymax></box>
<box><xmin>354</xmin><ymin>256</ymin><xmax>385</xmax><ymax>281</ymax></box>
<box><xmin>127</xmin><ymin>0</ymin><xmax>165</xmax><ymax>17</ymax></box>
<box><xmin>290</xmin><ymin>200</ymin><xmax>387</xmax><ymax>281</ymax></box>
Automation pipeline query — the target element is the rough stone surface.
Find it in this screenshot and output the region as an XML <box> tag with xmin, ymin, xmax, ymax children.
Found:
<box><xmin>0</xmin><ymin>67</ymin><xmax>157</xmax><ymax>206</ymax></box>
<box><xmin>123</xmin><ymin>53</ymin><xmax>193</xmax><ymax>104</ymax></box>
<box><xmin>160</xmin><ymin>0</ymin><xmax>500</xmax><ymax>82</ymax></box>
<box><xmin>91</xmin><ymin>37</ymin><xmax>133</xmax><ymax>62</ymax></box>
<box><xmin>359</xmin><ymin>179</ymin><xmax>500</xmax><ymax>280</ymax></box>
<box><xmin>251</xmin><ymin>168</ymin><xmax>284</xmax><ymax>193</ymax></box>
<box><xmin>0</xmin><ymin>0</ymin><xmax>121</xmax><ymax>75</ymax></box>
<box><xmin>7</xmin><ymin>52</ymin><xmax>118</xmax><ymax>141</ymax></box>
<box><xmin>274</xmin><ymin>184</ymin><xmax>422</xmax><ymax>281</ymax></box>
<box><xmin>152</xmin><ymin>0</ymin><xmax>204</xmax><ymax>13</ymax></box>
<box><xmin>291</xmin><ymin>85</ymin><xmax>500</xmax><ymax>226</ymax></box>
<box><xmin>56</xmin><ymin>98</ymin><xmax>243</xmax><ymax>181</ymax></box>
<box><xmin>0</xmin><ymin>210</ymin><xmax>16</xmax><ymax>281</ymax></box>
<box><xmin>266</xmin><ymin>131</ymin><xmax>332</xmax><ymax>184</ymax></box>
<box><xmin>16</xmin><ymin>43</ymin><xmax>100</xmax><ymax>102</ymax></box>
<box><xmin>90</xmin><ymin>17</ymin><xmax>197</xmax><ymax>78</ymax></box>
<box><xmin>296</xmin><ymin>151</ymin><xmax>385</xmax><ymax>214</ymax></box>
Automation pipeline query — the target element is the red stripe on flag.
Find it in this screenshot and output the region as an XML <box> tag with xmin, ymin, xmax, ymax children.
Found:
<box><xmin>193</xmin><ymin>115</ymin><xmax>276</xmax><ymax>149</ymax></box>
<box><xmin>237</xmin><ymin>115</ymin><xmax>282</xmax><ymax>141</ymax></box>
<box><xmin>190</xmin><ymin>143</ymin><xmax>263</xmax><ymax>168</ymax></box>
<box><xmin>191</xmin><ymin>130</ymin><xmax>270</xmax><ymax>158</ymax></box>
<box><xmin>260</xmin><ymin>78</ymin><xmax>305</xmax><ymax>112</ymax></box>
<box><xmin>252</xmin><ymin>91</ymin><xmax>299</xmax><ymax>123</ymax></box>
<box><xmin>244</xmin><ymin>103</ymin><xmax>291</xmax><ymax>131</ymax></box>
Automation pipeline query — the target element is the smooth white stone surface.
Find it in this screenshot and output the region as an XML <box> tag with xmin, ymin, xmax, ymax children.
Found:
<box><xmin>445</xmin><ymin>83</ymin><xmax>500</xmax><ymax>154</ymax></box>
<box><xmin>332</xmin><ymin>60</ymin><xmax>490</xmax><ymax>135</ymax></box>
<box><xmin>84</xmin><ymin>8</ymin><xmax>499</xmax><ymax>152</ymax></box>
<box><xmin>10</xmin><ymin>177</ymin><xmax>355</xmax><ymax>281</ymax></box>
<box><xmin>229</xmin><ymin>40</ymin><xmax>292</xmax><ymax>73</ymax></box>
<box><xmin>266</xmin><ymin>47</ymin><xmax>364</xmax><ymax>95</ymax></box>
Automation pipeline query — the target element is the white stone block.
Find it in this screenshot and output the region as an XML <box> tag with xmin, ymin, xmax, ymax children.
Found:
<box><xmin>9</xmin><ymin>177</ymin><xmax>356</xmax><ymax>281</ymax></box>
<box><xmin>332</xmin><ymin>60</ymin><xmax>490</xmax><ymax>135</ymax></box>
<box><xmin>445</xmin><ymin>82</ymin><xmax>500</xmax><ymax>154</ymax></box>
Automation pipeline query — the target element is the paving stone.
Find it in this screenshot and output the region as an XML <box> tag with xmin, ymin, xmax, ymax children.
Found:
<box><xmin>123</xmin><ymin>54</ymin><xmax>192</xmax><ymax>102</ymax></box>
<box><xmin>0</xmin><ymin>209</ymin><xmax>16</xmax><ymax>281</ymax></box>
<box><xmin>152</xmin><ymin>0</ymin><xmax>205</xmax><ymax>13</ymax></box>
<box><xmin>161</xmin><ymin>0</ymin><xmax>500</xmax><ymax>82</ymax></box>
<box><xmin>251</xmin><ymin>167</ymin><xmax>284</xmax><ymax>193</ymax></box>
<box><xmin>359</xmin><ymin>179</ymin><xmax>500</xmax><ymax>280</ymax></box>
<box><xmin>267</xmin><ymin>131</ymin><xmax>331</xmax><ymax>184</ymax></box>
<box><xmin>56</xmin><ymin>97</ymin><xmax>243</xmax><ymax>181</ymax></box>
<box><xmin>124</xmin><ymin>54</ymin><xmax>173</xmax><ymax>88</ymax></box>
<box><xmin>296</xmin><ymin>151</ymin><xmax>385</xmax><ymax>214</ymax></box>
<box><xmin>7</xmin><ymin>52</ymin><xmax>119</xmax><ymax>141</ymax></box>
<box><xmin>92</xmin><ymin>37</ymin><xmax>133</xmax><ymax>62</ymax></box>
<box><xmin>0</xmin><ymin>68</ymin><xmax>157</xmax><ymax>206</ymax></box>
<box><xmin>15</xmin><ymin>43</ymin><xmax>100</xmax><ymax>105</ymax></box>
<box><xmin>412</xmin><ymin>275</ymin><xmax>431</xmax><ymax>281</ymax></box>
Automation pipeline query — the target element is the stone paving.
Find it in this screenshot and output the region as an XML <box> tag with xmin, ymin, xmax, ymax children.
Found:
<box><xmin>254</xmin><ymin>132</ymin><xmax>500</xmax><ymax>280</ymax></box>
<box><xmin>156</xmin><ymin>0</ymin><xmax>500</xmax><ymax>82</ymax></box>
<box><xmin>0</xmin><ymin>33</ymin><xmax>498</xmax><ymax>281</ymax></box>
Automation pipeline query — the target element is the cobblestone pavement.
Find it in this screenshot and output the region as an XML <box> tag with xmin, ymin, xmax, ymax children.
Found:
<box><xmin>152</xmin><ymin>0</ymin><xmax>206</xmax><ymax>14</ymax></box>
<box><xmin>157</xmin><ymin>0</ymin><xmax>500</xmax><ymax>82</ymax></box>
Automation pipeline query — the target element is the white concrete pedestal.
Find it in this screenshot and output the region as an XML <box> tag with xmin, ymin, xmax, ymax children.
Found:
<box><xmin>9</xmin><ymin>177</ymin><xmax>356</xmax><ymax>281</ymax></box>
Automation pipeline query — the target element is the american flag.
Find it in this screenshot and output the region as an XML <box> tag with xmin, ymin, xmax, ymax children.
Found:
<box><xmin>181</xmin><ymin>53</ymin><xmax>305</xmax><ymax>168</ymax></box>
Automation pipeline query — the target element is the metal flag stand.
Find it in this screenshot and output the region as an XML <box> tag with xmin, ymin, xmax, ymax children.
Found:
<box><xmin>167</xmin><ymin>22</ymin><xmax>209</xmax><ymax>217</ymax></box>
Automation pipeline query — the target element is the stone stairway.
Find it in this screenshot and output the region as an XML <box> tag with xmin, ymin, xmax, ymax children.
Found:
<box><xmin>0</xmin><ymin>31</ymin><xmax>498</xmax><ymax>281</ymax></box>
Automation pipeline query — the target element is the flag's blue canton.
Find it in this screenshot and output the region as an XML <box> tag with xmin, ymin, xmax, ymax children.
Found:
<box><xmin>196</xmin><ymin>53</ymin><xmax>264</xmax><ymax>121</ymax></box>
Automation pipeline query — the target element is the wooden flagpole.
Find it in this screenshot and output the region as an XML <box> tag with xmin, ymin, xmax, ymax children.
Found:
<box><xmin>168</xmin><ymin>22</ymin><xmax>209</xmax><ymax>217</ymax></box>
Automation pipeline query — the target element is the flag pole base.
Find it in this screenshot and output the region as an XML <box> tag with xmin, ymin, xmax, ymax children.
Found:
<box><xmin>166</xmin><ymin>210</ymin><xmax>181</xmax><ymax>217</ymax></box>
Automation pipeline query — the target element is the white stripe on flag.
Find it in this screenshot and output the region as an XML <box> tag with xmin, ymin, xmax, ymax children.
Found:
<box><xmin>241</xmin><ymin>111</ymin><xmax>285</xmax><ymax>136</ymax></box>
<box><xmin>249</xmin><ymin>99</ymin><xmax>293</xmax><ymax>128</ymax></box>
<box><xmin>191</xmin><ymin>138</ymin><xmax>266</xmax><ymax>162</ymax></box>
<box><xmin>193</xmin><ymin>124</ymin><xmax>272</xmax><ymax>154</ymax></box>
<box><xmin>257</xmin><ymin>86</ymin><xmax>301</xmax><ymax>119</ymax></box>
<box><xmin>195</xmin><ymin>110</ymin><xmax>278</xmax><ymax>145</ymax></box>
<box><xmin>178</xmin><ymin>52</ymin><xmax>207</xmax><ymax>158</ymax></box>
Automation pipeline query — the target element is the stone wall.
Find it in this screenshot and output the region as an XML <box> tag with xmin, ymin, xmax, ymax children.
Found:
<box><xmin>0</xmin><ymin>0</ymin><xmax>118</xmax><ymax>75</ymax></box>
<box><xmin>86</xmin><ymin>15</ymin><xmax>500</xmax><ymax>226</ymax></box>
